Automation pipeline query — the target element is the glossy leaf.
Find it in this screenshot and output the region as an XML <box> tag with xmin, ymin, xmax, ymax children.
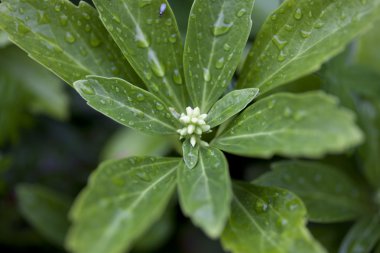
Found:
<box><xmin>0</xmin><ymin>0</ymin><xmax>140</xmax><ymax>86</ymax></box>
<box><xmin>212</xmin><ymin>91</ymin><xmax>363</xmax><ymax>158</ymax></box>
<box><xmin>16</xmin><ymin>184</ymin><xmax>71</xmax><ymax>246</ymax></box>
<box><xmin>92</xmin><ymin>0</ymin><xmax>188</xmax><ymax>111</ymax></box>
<box><xmin>74</xmin><ymin>75</ymin><xmax>179</xmax><ymax>135</ymax></box>
<box><xmin>184</xmin><ymin>0</ymin><xmax>256</xmax><ymax>112</ymax></box>
<box><xmin>101</xmin><ymin>128</ymin><xmax>171</xmax><ymax>160</ymax></box>
<box><xmin>323</xmin><ymin>60</ymin><xmax>380</xmax><ymax>189</ymax></box>
<box><xmin>177</xmin><ymin>146</ymin><xmax>232</xmax><ymax>238</ymax></box>
<box><xmin>339</xmin><ymin>213</ymin><xmax>380</xmax><ymax>253</ymax></box>
<box><xmin>182</xmin><ymin>138</ymin><xmax>200</xmax><ymax>169</ymax></box>
<box><xmin>67</xmin><ymin>157</ymin><xmax>180</xmax><ymax>253</ymax></box>
<box><xmin>238</xmin><ymin>0</ymin><xmax>380</xmax><ymax>94</ymax></box>
<box><xmin>356</xmin><ymin>18</ymin><xmax>380</xmax><ymax>74</ymax></box>
<box><xmin>207</xmin><ymin>88</ymin><xmax>259</xmax><ymax>128</ymax></box>
<box><xmin>222</xmin><ymin>182</ymin><xmax>326</xmax><ymax>253</ymax></box>
<box><xmin>255</xmin><ymin>161</ymin><xmax>370</xmax><ymax>222</ymax></box>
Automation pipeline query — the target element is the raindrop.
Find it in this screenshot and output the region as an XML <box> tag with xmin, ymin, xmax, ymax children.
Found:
<box><xmin>173</xmin><ymin>69</ymin><xmax>183</xmax><ymax>84</ymax></box>
<box><xmin>113</xmin><ymin>16</ymin><xmax>121</xmax><ymax>24</ymax></box>
<box><xmin>155</xmin><ymin>102</ymin><xmax>164</xmax><ymax>111</ymax></box>
<box><xmin>284</xmin><ymin>24</ymin><xmax>293</xmax><ymax>31</ymax></box>
<box><xmin>255</xmin><ymin>199</ymin><xmax>269</xmax><ymax>213</ymax></box>
<box><xmin>271</xmin><ymin>14</ymin><xmax>277</xmax><ymax>21</ymax></box>
<box><xmin>54</xmin><ymin>4</ymin><xmax>61</xmax><ymax>12</ymax></box>
<box><xmin>59</xmin><ymin>14</ymin><xmax>68</xmax><ymax>26</ymax></box>
<box><xmin>139</xmin><ymin>0</ymin><xmax>152</xmax><ymax>8</ymax></box>
<box><xmin>215</xmin><ymin>57</ymin><xmax>225</xmax><ymax>69</ymax></box>
<box><xmin>136</xmin><ymin>93</ymin><xmax>145</xmax><ymax>101</ymax></box>
<box><xmin>294</xmin><ymin>8</ymin><xmax>303</xmax><ymax>20</ymax></box>
<box><xmin>135</xmin><ymin>26</ymin><xmax>150</xmax><ymax>48</ymax></box>
<box><xmin>223</xmin><ymin>43</ymin><xmax>231</xmax><ymax>51</ymax></box>
<box><xmin>314</xmin><ymin>21</ymin><xmax>324</xmax><ymax>29</ymax></box>
<box><xmin>300</xmin><ymin>30</ymin><xmax>311</xmax><ymax>38</ymax></box>
<box><xmin>236</xmin><ymin>8</ymin><xmax>247</xmax><ymax>17</ymax></box>
<box><xmin>90</xmin><ymin>33</ymin><xmax>101</xmax><ymax>47</ymax></box>
<box><xmin>148</xmin><ymin>49</ymin><xmax>165</xmax><ymax>77</ymax></box>
<box><xmin>136</xmin><ymin>171</ymin><xmax>152</xmax><ymax>182</ymax></box>
<box><xmin>169</xmin><ymin>34</ymin><xmax>177</xmax><ymax>43</ymax></box>
<box><xmin>84</xmin><ymin>24</ymin><xmax>91</xmax><ymax>32</ymax></box>
<box><xmin>65</xmin><ymin>32</ymin><xmax>76</xmax><ymax>43</ymax></box>
<box><xmin>82</xmin><ymin>12</ymin><xmax>91</xmax><ymax>20</ymax></box>
<box><xmin>203</xmin><ymin>68</ymin><xmax>211</xmax><ymax>82</ymax></box>
<box><xmin>272</xmin><ymin>34</ymin><xmax>288</xmax><ymax>50</ymax></box>
<box><xmin>78</xmin><ymin>82</ymin><xmax>94</xmax><ymax>95</ymax></box>
<box><xmin>79</xmin><ymin>46</ymin><xmax>88</xmax><ymax>56</ymax></box>
<box><xmin>212</xmin><ymin>13</ymin><xmax>233</xmax><ymax>36</ymax></box>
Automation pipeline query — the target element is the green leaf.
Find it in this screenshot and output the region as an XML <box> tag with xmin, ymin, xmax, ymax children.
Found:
<box><xmin>238</xmin><ymin>0</ymin><xmax>380</xmax><ymax>94</ymax></box>
<box><xmin>177</xmin><ymin>146</ymin><xmax>232</xmax><ymax>238</ymax></box>
<box><xmin>339</xmin><ymin>213</ymin><xmax>380</xmax><ymax>253</ymax></box>
<box><xmin>74</xmin><ymin>75</ymin><xmax>179</xmax><ymax>135</ymax></box>
<box><xmin>0</xmin><ymin>0</ymin><xmax>140</xmax><ymax>86</ymax></box>
<box><xmin>207</xmin><ymin>88</ymin><xmax>259</xmax><ymax>128</ymax></box>
<box><xmin>0</xmin><ymin>30</ymin><xmax>10</xmax><ymax>48</ymax></box>
<box><xmin>212</xmin><ymin>91</ymin><xmax>363</xmax><ymax>158</ymax></box>
<box><xmin>221</xmin><ymin>182</ymin><xmax>326</xmax><ymax>253</ymax></box>
<box><xmin>183</xmin><ymin>0</ymin><xmax>256</xmax><ymax>112</ymax></box>
<box><xmin>182</xmin><ymin>138</ymin><xmax>200</xmax><ymax>169</ymax></box>
<box><xmin>67</xmin><ymin>156</ymin><xmax>180</xmax><ymax>253</ymax></box>
<box><xmin>255</xmin><ymin>161</ymin><xmax>370</xmax><ymax>222</ymax></box>
<box><xmin>16</xmin><ymin>184</ymin><xmax>71</xmax><ymax>246</ymax></box>
<box><xmin>92</xmin><ymin>0</ymin><xmax>188</xmax><ymax>111</ymax></box>
<box><xmin>101</xmin><ymin>128</ymin><xmax>171</xmax><ymax>160</ymax></box>
<box><xmin>0</xmin><ymin>45</ymin><xmax>69</xmax><ymax>120</ymax></box>
<box><xmin>356</xmin><ymin>18</ymin><xmax>380</xmax><ymax>74</ymax></box>
<box><xmin>322</xmin><ymin>60</ymin><xmax>380</xmax><ymax>189</ymax></box>
<box><xmin>376</xmin><ymin>243</ymin><xmax>380</xmax><ymax>253</ymax></box>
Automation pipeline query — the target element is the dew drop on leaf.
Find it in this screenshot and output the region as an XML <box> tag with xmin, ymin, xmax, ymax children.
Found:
<box><xmin>212</xmin><ymin>13</ymin><xmax>233</xmax><ymax>36</ymax></box>
<box><xmin>64</xmin><ymin>32</ymin><xmax>76</xmax><ymax>43</ymax></box>
<box><xmin>173</xmin><ymin>69</ymin><xmax>183</xmax><ymax>84</ymax></box>
<box><xmin>90</xmin><ymin>33</ymin><xmax>101</xmax><ymax>47</ymax></box>
<box><xmin>294</xmin><ymin>8</ymin><xmax>303</xmax><ymax>20</ymax></box>
<box><xmin>272</xmin><ymin>34</ymin><xmax>288</xmax><ymax>50</ymax></box>
<box><xmin>300</xmin><ymin>30</ymin><xmax>312</xmax><ymax>38</ymax></box>
<box><xmin>215</xmin><ymin>57</ymin><xmax>225</xmax><ymax>69</ymax></box>
<box><xmin>236</xmin><ymin>8</ymin><xmax>247</xmax><ymax>17</ymax></box>
<box><xmin>223</xmin><ymin>43</ymin><xmax>231</xmax><ymax>51</ymax></box>
<box><xmin>59</xmin><ymin>14</ymin><xmax>68</xmax><ymax>26</ymax></box>
<box><xmin>136</xmin><ymin>93</ymin><xmax>145</xmax><ymax>101</ymax></box>
<box><xmin>255</xmin><ymin>199</ymin><xmax>269</xmax><ymax>213</ymax></box>
<box><xmin>203</xmin><ymin>68</ymin><xmax>211</xmax><ymax>82</ymax></box>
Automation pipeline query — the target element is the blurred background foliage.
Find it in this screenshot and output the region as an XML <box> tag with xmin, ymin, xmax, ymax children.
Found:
<box><xmin>0</xmin><ymin>0</ymin><xmax>379</xmax><ymax>252</ymax></box>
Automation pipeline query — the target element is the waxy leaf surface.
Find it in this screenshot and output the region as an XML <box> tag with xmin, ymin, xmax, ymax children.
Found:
<box><xmin>67</xmin><ymin>157</ymin><xmax>180</xmax><ymax>253</ymax></box>
<box><xmin>256</xmin><ymin>161</ymin><xmax>370</xmax><ymax>222</ymax></box>
<box><xmin>92</xmin><ymin>0</ymin><xmax>188</xmax><ymax>111</ymax></box>
<box><xmin>212</xmin><ymin>91</ymin><xmax>363</xmax><ymax>158</ymax></box>
<box><xmin>178</xmin><ymin>146</ymin><xmax>232</xmax><ymax>238</ymax></box>
<box><xmin>238</xmin><ymin>0</ymin><xmax>380</xmax><ymax>93</ymax></box>
<box><xmin>74</xmin><ymin>76</ymin><xmax>179</xmax><ymax>135</ymax></box>
<box><xmin>184</xmin><ymin>0</ymin><xmax>256</xmax><ymax>112</ymax></box>
<box><xmin>222</xmin><ymin>182</ymin><xmax>326</xmax><ymax>253</ymax></box>
<box><xmin>0</xmin><ymin>0</ymin><xmax>140</xmax><ymax>86</ymax></box>
<box><xmin>207</xmin><ymin>88</ymin><xmax>259</xmax><ymax>128</ymax></box>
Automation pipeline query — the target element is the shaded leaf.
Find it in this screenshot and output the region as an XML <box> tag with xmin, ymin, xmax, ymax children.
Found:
<box><xmin>92</xmin><ymin>0</ymin><xmax>188</xmax><ymax>111</ymax></box>
<box><xmin>0</xmin><ymin>0</ymin><xmax>140</xmax><ymax>86</ymax></box>
<box><xmin>339</xmin><ymin>213</ymin><xmax>380</xmax><ymax>253</ymax></box>
<box><xmin>74</xmin><ymin>75</ymin><xmax>179</xmax><ymax>135</ymax></box>
<box><xmin>212</xmin><ymin>91</ymin><xmax>363</xmax><ymax>158</ymax></box>
<box><xmin>178</xmin><ymin>146</ymin><xmax>232</xmax><ymax>238</ymax></box>
<box><xmin>101</xmin><ymin>128</ymin><xmax>171</xmax><ymax>160</ymax></box>
<box><xmin>183</xmin><ymin>0</ymin><xmax>256</xmax><ymax>112</ymax></box>
<box><xmin>255</xmin><ymin>161</ymin><xmax>371</xmax><ymax>222</ymax></box>
<box><xmin>67</xmin><ymin>157</ymin><xmax>180</xmax><ymax>253</ymax></box>
<box><xmin>16</xmin><ymin>184</ymin><xmax>71</xmax><ymax>246</ymax></box>
<box><xmin>207</xmin><ymin>88</ymin><xmax>259</xmax><ymax>128</ymax></box>
<box><xmin>221</xmin><ymin>182</ymin><xmax>326</xmax><ymax>253</ymax></box>
<box><xmin>238</xmin><ymin>0</ymin><xmax>380</xmax><ymax>94</ymax></box>
<box><xmin>182</xmin><ymin>138</ymin><xmax>200</xmax><ymax>169</ymax></box>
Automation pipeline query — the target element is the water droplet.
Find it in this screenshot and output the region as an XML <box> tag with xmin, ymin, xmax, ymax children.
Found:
<box><xmin>173</xmin><ymin>69</ymin><xmax>183</xmax><ymax>84</ymax></box>
<box><xmin>284</xmin><ymin>107</ymin><xmax>292</xmax><ymax>117</ymax></box>
<box><xmin>294</xmin><ymin>8</ymin><xmax>303</xmax><ymax>20</ymax></box>
<box><xmin>272</xmin><ymin>34</ymin><xmax>288</xmax><ymax>50</ymax></box>
<box><xmin>136</xmin><ymin>171</ymin><xmax>152</xmax><ymax>182</ymax></box>
<box><xmin>112</xmin><ymin>15</ymin><xmax>121</xmax><ymax>24</ymax></box>
<box><xmin>84</xmin><ymin>24</ymin><xmax>91</xmax><ymax>32</ymax></box>
<box><xmin>277</xmin><ymin>50</ymin><xmax>287</xmax><ymax>62</ymax></box>
<box><xmin>79</xmin><ymin>46</ymin><xmax>88</xmax><ymax>56</ymax></box>
<box><xmin>223</xmin><ymin>43</ymin><xmax>231</xmax><ymax>51</ymax></box>
<box><xmin>78</xmin><ymin>82</ymin><xmax>95</xmax><ymax>95</ymax></box>
<box><xmin>100</xmin><ymin>99</ymin><xmax>106</xmax><ymax>105</ymax></box>
<box><xmin>271</xmin><ymin>14</ymin><xmax>277</xmax><ymax>21</ymax></box>
<box><xmin>212</xmin><ymin>13</ymin><xmax>233</xmax><ymax>36</ymax></box>
<box><xmin>135</xmin><ymin>27</ymin><xmax>150</xmax><ymax>48</ymax></box>
<box><xmin>215</xmin><ymin>57</ymin><xmax>225</xmax><ymax>69</ymax></box>
<box><xmin>237</xmin><ymin>8</ymin><xmax>247</xmax><ymax>17</ymax></box>
<box><xmin>203</xmin><ymin>68</ymin><xmax>211</xmax><ymax>82</ymax></box>
<box><xmin>65</xmin><ymin>32</ymin><xmax>76</xmax><ymax>43</ymax></box>
<box><xmin>54</xmin><ymin>4</ymin><xmax>61</xmax><ymax>12</ymax></box>
<box><xmin>82</xmin><ymin>12</ymin><xmax>91</xmax><ymax>20</ymax></box>
<box><xmin>255</xmin><ymin>199</ymin><xmax>268</xmax><ymax>213</ymax></box>
<box><xmin>165</xmin><ymin>19</ymin><xmax>173</xmax><ymax>26</ymax></box>
<box><xmin>59</xmin><ymin>14</ymin><xmax>68</xmax><ymax>26</ymax></box>
<box><xmin>300</xmin><ymin>30</ymin><xmax>312</xmax><ymax>38</ymax></box>
<box><xmin>169</xmin><ymin>34</ymin><xmax>177</xmax><ymax>43</ymax></box>
<box><xmin>90</xmin><ymin>33</ymin><xmax>101</xmax><ymax>47</ymax></box>
<box><xmin>155</xmin><ymin>102</ymin><xmax>164</xmax><ymax>111</ymax></box>
<box><xmin>148</xmin><ymin>49</ymin><xmax>165</xmax><ymax>77</ymax></box>
<box><xmin>314</xmin><ymin>21</ymin><xmax>324</xmax><ymax>29</ymax></box>
<box><xmin>136</xmin><ymin>93</ymin><xmax>145</xmax><ymax>101</ymax></box>
<box><xmin>139</xmin><ymin>0</ymin><xmax>152</xmax><ymax>8</ymax></box>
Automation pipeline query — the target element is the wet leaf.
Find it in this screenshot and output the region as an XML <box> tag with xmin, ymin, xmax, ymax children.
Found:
<box><xmin>92</xmin><ymin>0</ymin><xmax>188</xmax><ymax>111</ymax></box>
<box><xmin>178</xmin><ymin>146</ymin><xmax>232</xmax><ymax>238</ymax></box>
<box><xmin>74</xmin><ymin>75</ymin><xmax>179</xmax><ymax>135</ymax></box>
<box><xmin>184</xmin><ymin>0</ymin><xmax>256</xmax><ymax>112</ymax></box>
<box><xmin>0</xmin><ymin>0</ymin><xmax>140</xmax><ymax>86</ymax></box>
<box><xmin>212</xmin><ymin>91</ymin><xmax>363</xmax><ymax>158</ymax></box>
<box><xmin>182</xmin><ymin>138</ymin><xmax>200</xmax><ymax>169</ymax></box>
<box><xmin>67</xmin><ymin>157</ymin><xmax>180</xmax><ymax>253</ymax></box>
<box><xmin>238</xmin><ymin>0</ymin><xmax>380</xmax><ymax>94</ymax></box>
<box><xmin>221</xmin><ymin>182</ymin><xmax>326</xmax><ymax>253</ymax></box>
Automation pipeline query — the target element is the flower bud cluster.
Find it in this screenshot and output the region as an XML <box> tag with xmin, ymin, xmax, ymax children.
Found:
<box><xmin>176</xmin><ymin>107</ymin><xmax>210</xmax><ymax>147</ymax></box>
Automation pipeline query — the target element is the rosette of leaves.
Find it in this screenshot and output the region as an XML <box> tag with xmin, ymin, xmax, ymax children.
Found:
<box><xmin>1</xmin><ymin>0</ymin><xmax>379</xmax><ymax>252</ymax></box>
